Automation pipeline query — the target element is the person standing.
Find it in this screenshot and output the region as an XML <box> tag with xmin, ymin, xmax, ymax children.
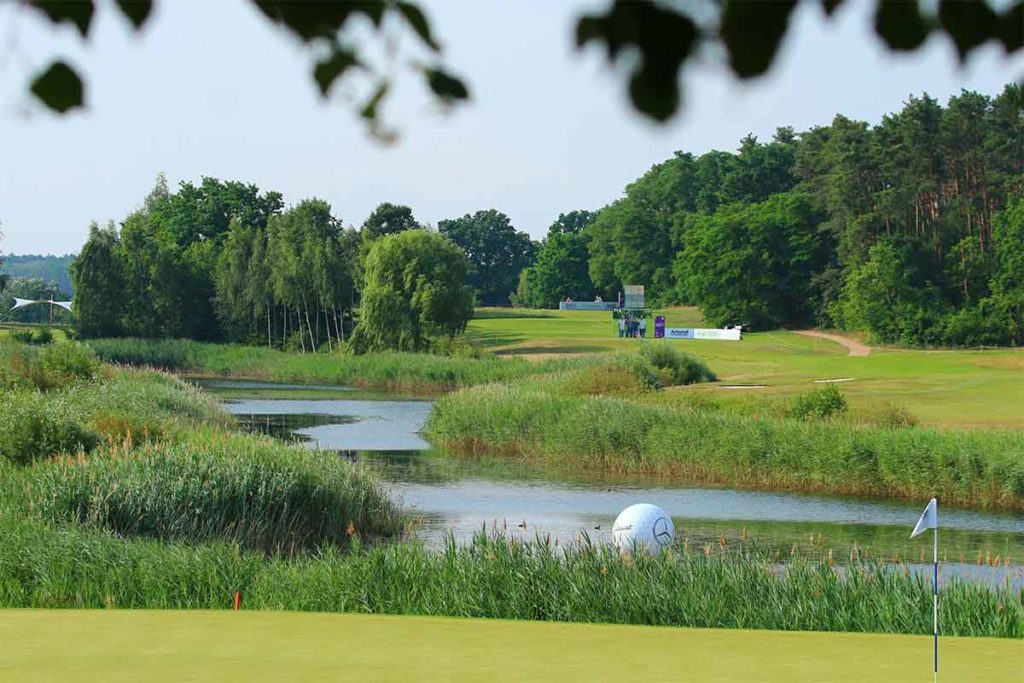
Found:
<box><xmin>617</xmin><ymin>316</ymin><xmax>625</xmax><ymax>338</ymax></box>
<box><xmin>639</xmin><ymin>317</ymin><xmax>647</xmax><ymax>338</ymax></box>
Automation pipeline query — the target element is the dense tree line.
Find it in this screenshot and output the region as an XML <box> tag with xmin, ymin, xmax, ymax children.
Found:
<box><xmin>519</xmin><ymin>85</ymin><xmax>1024</xmax><ymax>346</ymax></box>
<box><xmin>71</xmin><ymin>178</ymin><xmax>510</xmax><ymax>350</ymax></box>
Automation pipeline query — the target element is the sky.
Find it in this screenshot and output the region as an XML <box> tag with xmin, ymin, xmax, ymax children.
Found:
<box><xmin>1</xmin><ymin>0</ymin><xmax>1022</xmax><ymax>255</ymax></box>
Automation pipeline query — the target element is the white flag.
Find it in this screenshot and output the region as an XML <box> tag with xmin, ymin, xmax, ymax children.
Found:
<box><xmin>911</xmin><ymin>498</ymin><xmax>937</xmax><ymax>538</ymax></box>
<box><xmin>49</xmin><ymin>300</ymin><xmax>74</xmax><ymax>312</ymax></box>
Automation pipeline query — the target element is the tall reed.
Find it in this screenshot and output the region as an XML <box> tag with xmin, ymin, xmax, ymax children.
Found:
<box><xmin>0</xmin><ymin>526</ymin><xmax>1018</xmax><ymax>638</ymax></box>
<box><xmin>425</xmin><ymin>385</ymin><xmax>1024</xmax><ymax>511</ymax></box>
<box><xmin>22</xmin><ymin>430</ymin><xmax>402</xmax><ymax>553</ymax></box>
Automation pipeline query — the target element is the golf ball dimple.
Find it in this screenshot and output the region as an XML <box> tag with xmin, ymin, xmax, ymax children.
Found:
<box><xmin>612</xmin><ymin>503</ymin><xmax>675</xmax><ymax>556</ymax></box>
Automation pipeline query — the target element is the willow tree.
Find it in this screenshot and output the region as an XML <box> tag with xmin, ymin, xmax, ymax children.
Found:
<box><xmin>351</xmin><ymin>230</ymin><xmax>472</xmax><ymax>353</ymax></box>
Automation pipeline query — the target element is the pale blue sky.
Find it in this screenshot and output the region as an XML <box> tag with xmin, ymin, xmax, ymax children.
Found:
<box><xmin>1</xmin><ymin>0</ymin><xmax>1022</xmax><ymax>254</ymax></box>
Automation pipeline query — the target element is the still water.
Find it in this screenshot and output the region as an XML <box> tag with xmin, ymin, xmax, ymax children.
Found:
<box><xmin>202</xmin><ymin>378</ymin><xmax>1024</xmax><ymax>585</ymax></box>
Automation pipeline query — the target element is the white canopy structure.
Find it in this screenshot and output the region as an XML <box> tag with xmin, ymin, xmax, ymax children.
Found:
<box><xmin>9</xmin><ymin>298</ymin><xmax>73</xmax><ymax>312</ymax></box>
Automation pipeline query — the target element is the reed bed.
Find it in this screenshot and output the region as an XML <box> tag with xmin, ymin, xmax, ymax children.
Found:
<box><xmin>425</xmin><ymin>385</ymin><xmax>1024</xmax><ymax>511</ymax></box>
<box><xmin>21</xmin><ymin>431</ymin><xmax>401</xmax><ymax>553</ymax></box>
<box><xmin>0</xmin><ymin>527</ymin><xmax>1018</xmax><ymax>637</ymax></box>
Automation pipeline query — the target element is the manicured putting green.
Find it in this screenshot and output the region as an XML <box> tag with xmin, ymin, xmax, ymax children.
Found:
<box><xmin>1</xmin><ymin>610</ymin><xmax>1020</xmax><ymax>682</ymax></box>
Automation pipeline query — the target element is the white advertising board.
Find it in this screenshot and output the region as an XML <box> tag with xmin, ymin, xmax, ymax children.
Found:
<box><xmin>663</xmin><ymin>327</ymin><xmax>741</xmax><ymax>341</ymax></box>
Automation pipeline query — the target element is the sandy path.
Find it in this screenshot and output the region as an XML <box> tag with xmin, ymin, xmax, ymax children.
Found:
<box><xmin>794</xmin><ymin>330</ymin><xmax>871</xmax><ymax>357</ymax></box>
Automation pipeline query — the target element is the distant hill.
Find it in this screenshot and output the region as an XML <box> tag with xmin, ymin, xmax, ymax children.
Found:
<box><xmin>0</xmin><ymin>254</ymin><xmax>76</xmax><ymax>294</ymax></box>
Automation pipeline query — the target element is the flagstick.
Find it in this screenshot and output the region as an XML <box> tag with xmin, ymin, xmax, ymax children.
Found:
<box><xmin>933</xmin><ymin>525</ymin><xmax>938</xmax><ymax>683</ymax></box>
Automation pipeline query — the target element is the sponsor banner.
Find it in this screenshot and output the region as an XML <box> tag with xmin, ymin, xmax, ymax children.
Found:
<box><xmin>663</xmin><ymin>327</ymin><xmax>741</xmax><ymax>341</ymax></box>
<box><xmin>559</xmin><ymin>301</ymin><xmax>619</xmax><ymax>311</ymax></box>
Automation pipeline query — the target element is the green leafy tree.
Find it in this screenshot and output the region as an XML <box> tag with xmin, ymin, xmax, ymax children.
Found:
<box><xmin>988</xmin><ymin>194</ymin><xmax>1024</xmax><ymax>344</ymax></box>
<box><xmin>518</xmin><ymin>211</ymin><xmax>595</xmax><ymax>307</ymax></box>
<box><xmin>676</xmin><ymin>193</ymin><xmax>829</xmax><ymax>329</ymax></box>
<box><xmin>438</xmin><ymin>210</ymin><xmax>536</xmax><ymax>304</ymax></box>
<box><xmin>362</xmin><ymin>203</ymin><xmax>419</xmax><ymax>240</ymax></box>
<box><xmin>70</xmin><ymin>221</ymin><xmax>126</xmax><ymax>338</ymax></box>
<box><xmin>351</xmin><ymin>230</ymin><xmax>472</xmax><ymax>352</ymax></box>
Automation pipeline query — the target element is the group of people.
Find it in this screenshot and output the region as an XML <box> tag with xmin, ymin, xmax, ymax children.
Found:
<box><xmin>617</xmin><ymin>314</ymin><xmax>646</xmax><ymax>338</ymax></box>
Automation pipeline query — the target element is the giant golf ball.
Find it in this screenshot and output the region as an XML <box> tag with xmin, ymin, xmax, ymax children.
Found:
<box><xmin>612</xmin><ymin>503</ymin><xmax>675</xmax><ymax>556</ymax></box>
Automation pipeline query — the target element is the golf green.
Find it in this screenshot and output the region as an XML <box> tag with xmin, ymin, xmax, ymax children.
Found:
<box><xmin>1</xmin><ymin>610</ymin><xmax>1019</xmax><ymax>681</ymax></box>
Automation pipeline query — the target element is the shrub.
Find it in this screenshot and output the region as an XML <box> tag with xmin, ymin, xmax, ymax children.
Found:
<box><xmin>9</xmin><ymin>330</ymin><xmax>35</xmax><ymax>344</ymax></box>
<box><xmin>33</xmin><ymin>327</ymin><xmax>54</xmax><ymax>345</ymax></box>
<box><xmin>38</xmin><ymin>341</ymin><xmax>100</xmax><ymax>386</ymax></box>
<box><xmin>638</xmin><ymin>344</ymin><xmax>717</xmax><ymax>386</ymax></box>
<box><xmin>0</xmin><ymin>391</ymin><xmax>99</xmax><ymax>465</ymax></box>
<box><xmin>790</xmin><ymin>385</ymin><xmax>847</xmax><ymax>420</ymax></box>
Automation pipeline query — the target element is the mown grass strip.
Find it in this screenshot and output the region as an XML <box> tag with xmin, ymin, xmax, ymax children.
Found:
<box><xmin>2</xmin><ymin>611</ymin><xmax>1022</xmax><ymax>682</ymax></box>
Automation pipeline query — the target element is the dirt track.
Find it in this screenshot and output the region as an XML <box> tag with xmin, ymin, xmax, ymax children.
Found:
<box><xmin>794</xmin><ymin>330</ymin><xmax>871</xmax><ymax>357</ymax></box>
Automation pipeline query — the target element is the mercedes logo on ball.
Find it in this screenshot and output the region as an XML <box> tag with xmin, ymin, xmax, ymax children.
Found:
<box><xmin>653</xmin><ymin>517</ymin><xmax>672</xmax><ymax>545</ymax></box>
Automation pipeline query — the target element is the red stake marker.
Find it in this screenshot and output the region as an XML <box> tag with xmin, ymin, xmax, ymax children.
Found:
<box><xmin>234</xmin><ymin>591</ymin><xmax>242</xmax><ymax>611</ymax></box>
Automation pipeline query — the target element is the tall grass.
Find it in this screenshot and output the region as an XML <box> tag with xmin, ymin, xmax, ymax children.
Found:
<box><xmin>0</xmin><ymin>527</ymin><xmax>1018</xmax><ymax>637</ymax></box>
<box><xmin>0</xmin><ymin>368</ymin><xmax>227</xmax><ymax>465</ymax></box>
<box><xmin>22</xmin><ymin>431</ymin><xmax>401</xmax><ymax>553</ymax></box>
<box><xmin>426</xmin><ymin>385</ymin><xmax>1024</xmax><ymax>511</ymax></box>
<box><xmin>86</xmin><ymin>337</ymin><xmax>561</xmax><ymax>391</ymax></box>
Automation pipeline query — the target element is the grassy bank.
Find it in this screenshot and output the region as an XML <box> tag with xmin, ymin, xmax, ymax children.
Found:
<box><xmin>468</xmin><ymin>307</ymin><xmax>1024</xmax><ymax>429</ymax></box>
<box><xmin>0</xmin><ymin>339</ymin><xmax>402</xmax><ymax>553</ymax></box>
<box><xmin>425</xmin><ymin>384</ymin><xmax>1024</xmax><ymax>511</ymax></box>
<box><xmin>87</xmin><ymin>337</ymin><xmax>556</xmax><ymax>392</ymax></box>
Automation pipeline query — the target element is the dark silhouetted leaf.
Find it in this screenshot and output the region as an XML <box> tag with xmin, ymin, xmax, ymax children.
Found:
<box><xmin>875</xmin><ymin>0</ymin><xmax>931</xmax><ymax>51</ymax></box>
<box><xmin>998</xmin><ymin>2</ymin><xmax>1024</xmax><ymax>52</ymax></box>
<box><xmin>821</xmin><ymin>0</ymin><xmax>845</xmax><ymax>16</ymax></box>
<box><xmin>576</xmin><ymin>0</ymin><xmax>698</xmax><ymax>121</ymax></box>
<box><xmin>939</xmin><ymin>0</ymin><xmax>999</xmax><ymax>60</ymax></box>
<box><xmin>313</xmin><ymin>48</ymin><xmax>361</xmax><ymax>96</ymax></box>
<box><xmin>397</xmin><ymin>2</ymin><xmax>439</xmax><ymax>51</ymax></box>
<box><xmin>360</xmin><ymin>81</ymin><xmax>390</xmax><ymax>121</ymax></box>
<box><xmin>721</xmin><ymin>0</ymin><xmax>797</xmax><ymax>79</ymax></box>
<box><xmin>425</xmin><ymin>67</ymin><xmax>469</xmax><ymax>104</ymax></box>
<box><xmin>254</xmin><ymin>1</ymin><xmax>385</xmax><ymax>41</ymax></box>
<box><xmin>29</xmin><ymin>0</ymin><xmax>94</xmax><ymax>37</ymax></box>
<box><xmin>30</xmin><ymin>61</ymin><xmax>84</xmax><ymax>113</ymax></box>
<box><xmin>114</xmin><ymin>0</ymin><xmax>154</xmax><ymax>29</ymax></box>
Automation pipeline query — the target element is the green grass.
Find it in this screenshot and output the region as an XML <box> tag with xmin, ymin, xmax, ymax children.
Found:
<box><xmin>2</xmin><ymin>611</ymin><xmax>1021</xmax><ymax>682</ymax></box>
<box><xmin>0</xmin><ymin>339</ymin><xmax>403</xmax><ymax>552</ymax></box>
<box><xmin>467</xmin><ymin>307</ymin><xmax>1024</xmax><ymax>429</ymax></box>
<box><xmin>87</xmin><ymin>337</ymin><xmax>563</xmax><ymax>393</ymax></box>
<box><xmin>425</xmin><ymin>384</ymin><xmax>1024</xmax><ymax>511</ymax></box>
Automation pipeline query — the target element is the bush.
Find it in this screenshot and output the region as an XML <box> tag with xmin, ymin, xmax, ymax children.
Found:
<box><xmin>0</xmin><ymin>391</ymin><xmax>99</xmax><ymax>465</ymax></box>
<box><xmin>637</xmin><ymin>344</ymin><xmax>717</xmax><ymax>386</ymax></box>
<box><xmin>33</xmin><ymin>327</ymin><xmax>54</xmax><ymax>345</ymax></box>
<box><xmin>38</xmin><ymin>341</ymin><xmax>100</xmax><ymax>386</ymax></box>
<box><xmin>9</xmin><ymin>330</ymin><xmax>35</xmax><ymax>344</ymax></box>
<box><xmin>790</xmin><ymin>385</ymin><xmax>847</xmax><ymax>420</ymax></box>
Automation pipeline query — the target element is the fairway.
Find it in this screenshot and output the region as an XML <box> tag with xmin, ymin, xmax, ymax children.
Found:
<box><xmin>0</xmin><ymin>610</ymin><xmax>1020</xmax><ymax>682</ymax></box>
<box><xmin>467</xmin><ymin>307</ymin><xmax>1024</xmax><ymax>428</ymax></box>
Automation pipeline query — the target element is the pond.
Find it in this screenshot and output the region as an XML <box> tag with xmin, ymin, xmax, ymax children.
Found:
<box><xmin>199</xmin><ymin>378</ymin><xmax>1024</xmax><ymax>587</ymax></box>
